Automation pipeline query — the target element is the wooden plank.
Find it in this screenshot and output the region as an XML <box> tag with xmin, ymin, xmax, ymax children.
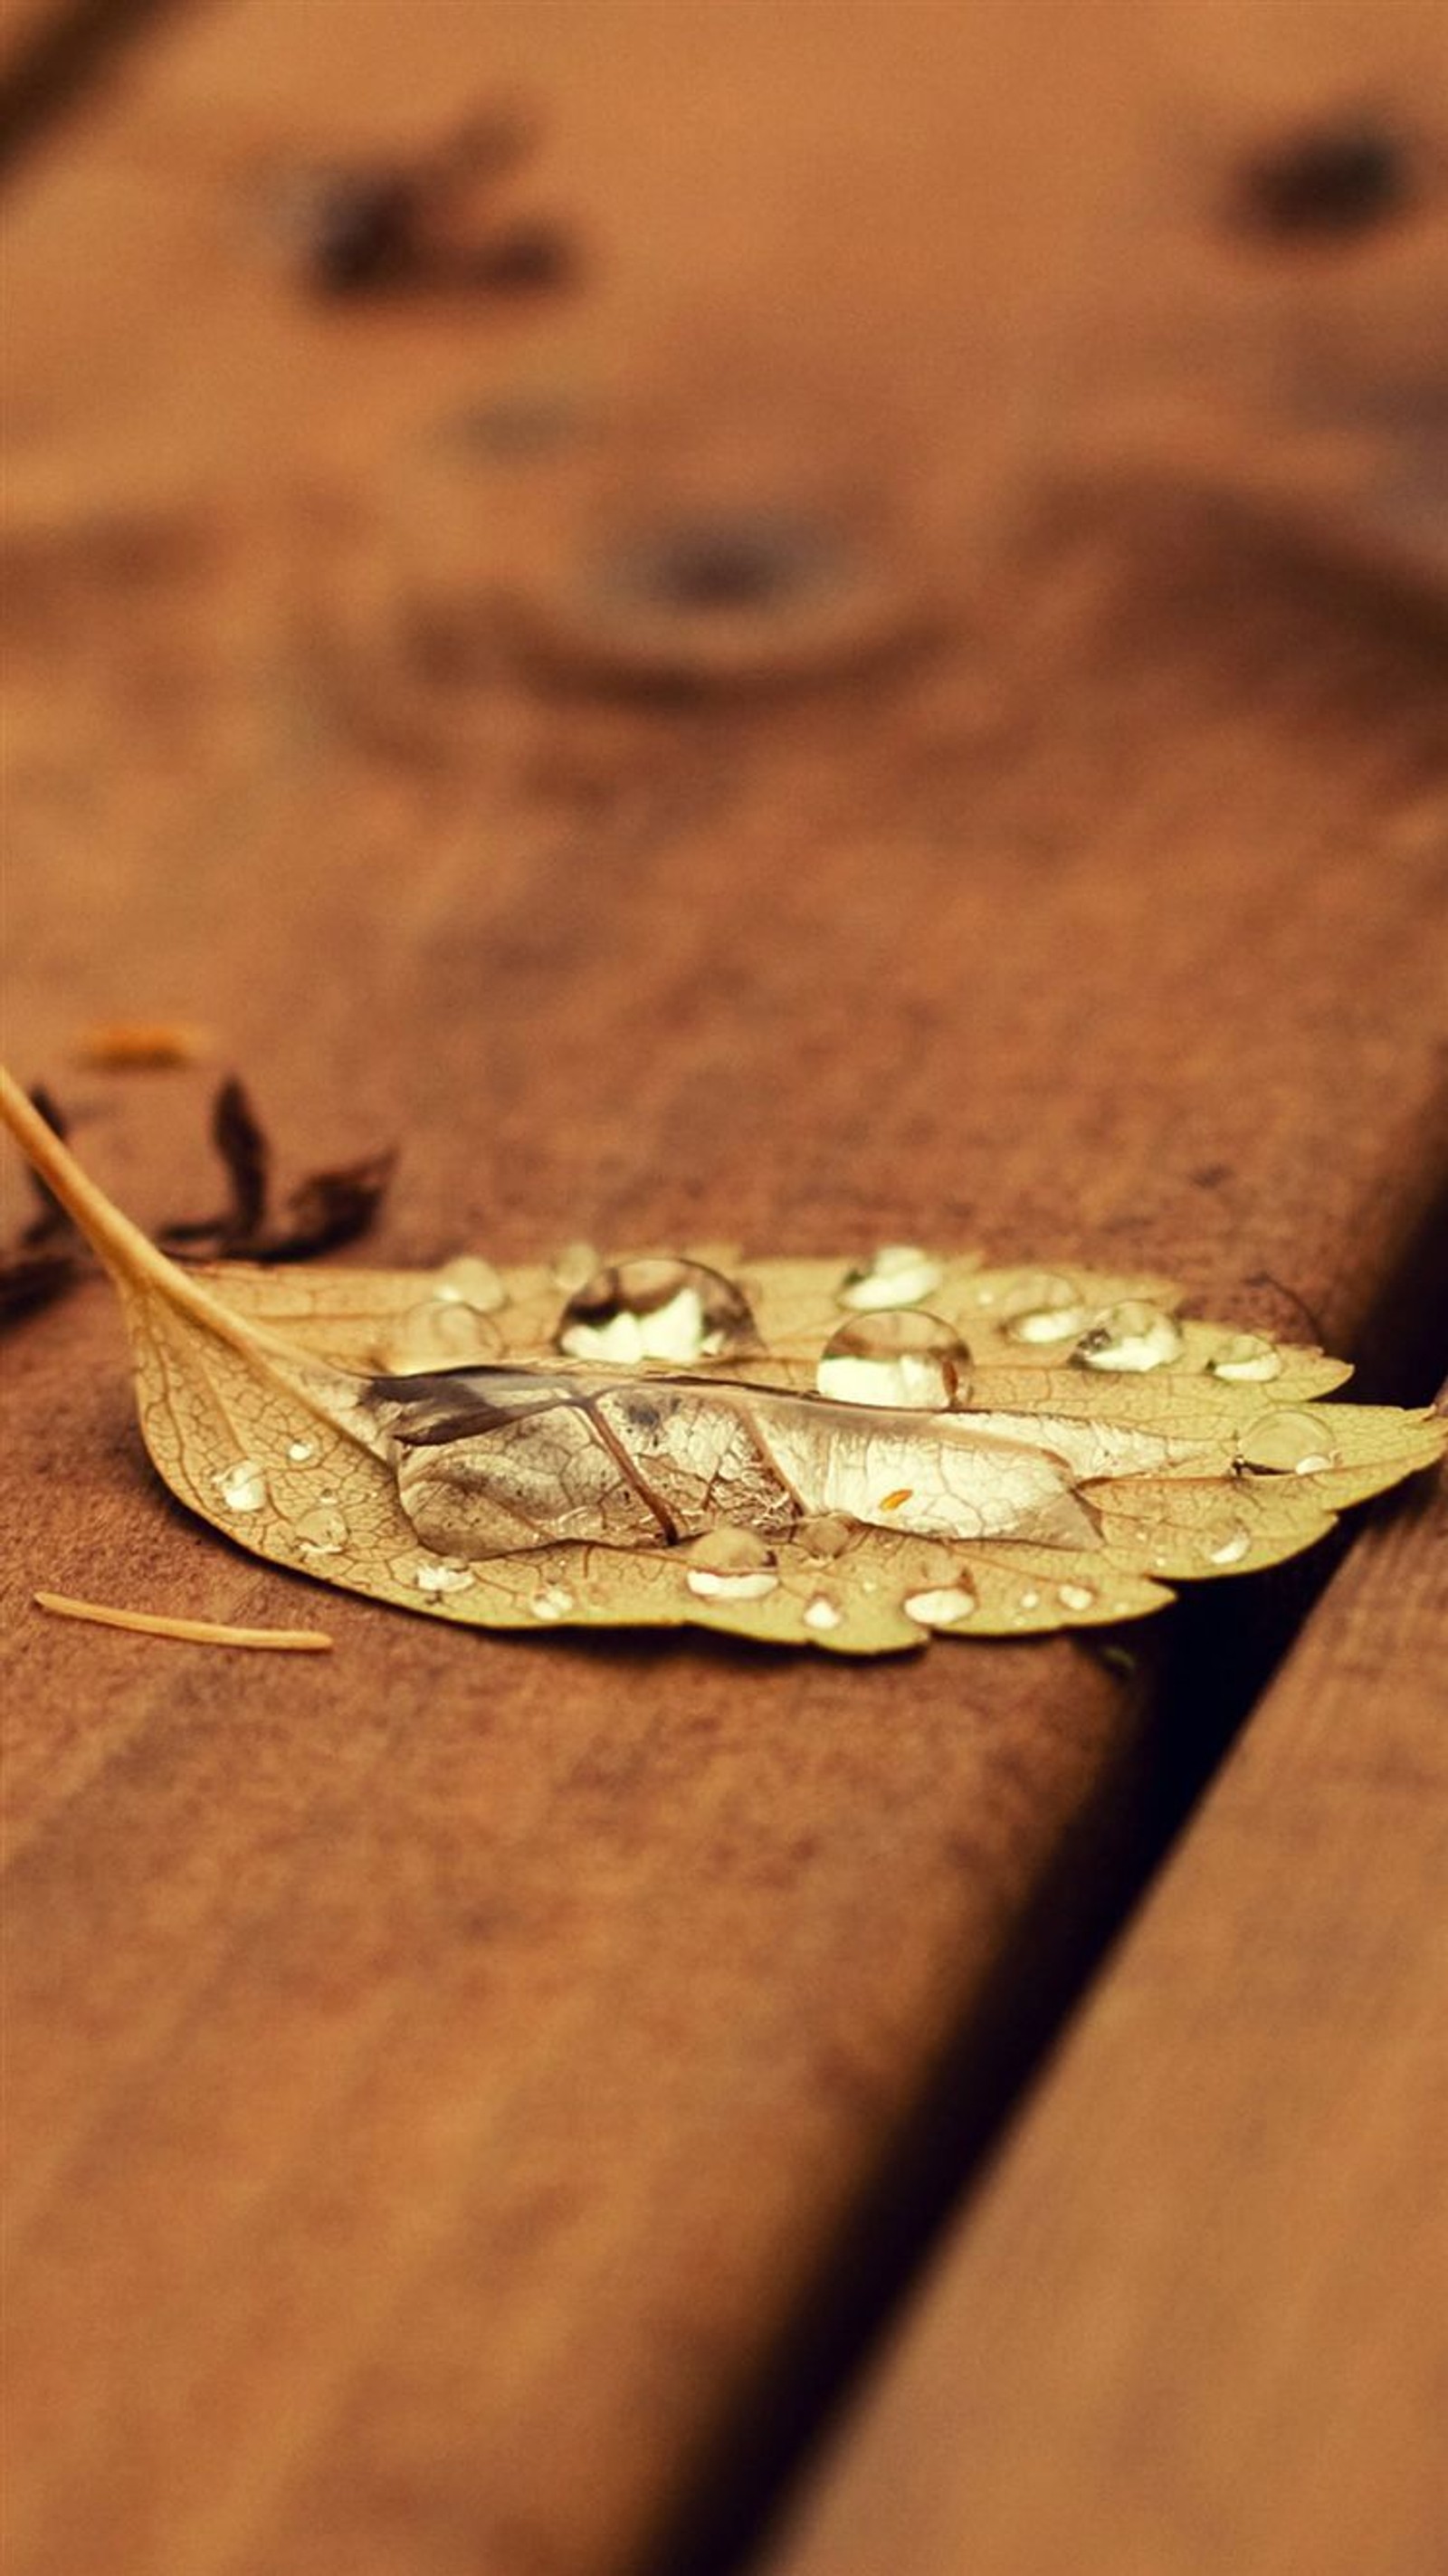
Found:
<box><xmin>762</xmin><ymin>1413</ymin><xmax>1448</xmax><ymax>2576</ymax></box>
<box><xmin>3</xmin><ymin>7</ymin><xmax>1447</xmax><ymax>2576</ymax></box>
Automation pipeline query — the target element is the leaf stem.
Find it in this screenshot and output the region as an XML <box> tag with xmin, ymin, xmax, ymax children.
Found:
<box><xmin>0</xmin><ymin>1064</ymin><xmax>301</xmax><ymax>1362</ymax></box>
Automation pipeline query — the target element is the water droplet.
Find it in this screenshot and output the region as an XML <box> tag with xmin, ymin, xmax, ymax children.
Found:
<box><xmin>1203</xmin><ymin>1522</ymin><xmax>1253</xmax><ymax>1566</ymax></box>
<box><xmin>1207</xmin><ymin>1332</ymin><xmax>1283</xmax><ymax>1385</ymax></box>
<box><xmin>432</xmin><ymin>1255</ymin><xmax>506</xmax><ymax>1312</ymax></box>
<box><xmin>684</xmin><ymin>1527</ymin><xmax>780</xmax><ymax>1602</ymax></box>
<box><xmin>1018</xmin><ymin>1588</ymin><xmax>1042</xmax><ymax>1611</ymax></box>
<box><xmin>294</xmin><ymin>1505</ymin><xmax>348</xmax><ymax>1557</ymax></box>
<box><xmin>213</xmin><ymin>1458</ymin><xmax>266</xmax><ymax>1514</ymax></box>
<box><xmin>803</xmin><ymin>1595</ymin><xmax>843</xmax><ymax>1632</ymax></box>
<box><xmin>413</xmin><ymin>1559</ymin><xmax>478</xmax><ymax>1597</ymax></box>
<box><xmin>795</xmin><ymin>1514</ymin><xmax>854</xmax><ymax>1560</ymax></box>
<box><xmin>1000</xmin><ymin>1272</ymin><xmax>1091</xmax><ymax>1344</ymax></box>
<box><xmin>388</xmin><ymin>1296</ymin><xmax>505</xmax><ymax>1367</ymax></box>
<box><xmin>837</xmin><ymin>1245</ymin><xmax>945</xmax><ymax>1312</ymax></box>
<box><xmin>529</xmin><ymin>1584</ymin><xmax>576</xmax><ymax>1621</ymax></box>
<box><xmin>558</xmin><ymin>1257</ymin><xmax>756</xmax><ymax>1362</ymax></box>
<box><xmin>286</xmin><ymin>1436</ymin><xmax>319</xmax><ymax>1465</ymax></box>
<box><xmin>816</xmin><ymin>1310</ymin><xmax>967</xmax><ymax>1411</ymax></box>
<box><xmin>686</xmin><ymin>1565</ymin><xmax>781</xmax><ymax>1603</ymax></box>
<box><xmin>551</xmin><ymin>1241</ymin><xmax>599</xmax><ymax>1293</ymax></box>
<box><xmin>1057</xmin><ymin>1580</ymin><xmax>1096</xmax><ymax>1611</ymax></box>
<box><xmin>1239</xmin><ymin>1408</ymin><xmax>1341</xmax><ymax>1474</ymax></box>
<box><xmin>1073</xmin><ymin>1301</ymin><xmax>1185</xmax><ymax>1373</ymax></box>
<box><xmin>903</xmin><ymin>1584</ymin><xmax>976</xmax><ymax>1627</ymax></box>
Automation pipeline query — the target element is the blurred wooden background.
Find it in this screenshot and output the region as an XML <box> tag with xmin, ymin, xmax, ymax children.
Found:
<box><xmin>3</xmin><ymin>6</ymin><xmax>1445</xmax><ymax>2574</ymax></box>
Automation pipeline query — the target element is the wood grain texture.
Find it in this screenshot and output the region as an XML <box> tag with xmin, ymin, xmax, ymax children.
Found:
<box><xmin>762</xmin><ymin>1409</ymin><xmax>1448</xmax><ymax>2576</ymax></box>
<box><xmin>3</xmin><ymin>6</ymin><xmax>1447</xmax><ymax>2575</ymax></box>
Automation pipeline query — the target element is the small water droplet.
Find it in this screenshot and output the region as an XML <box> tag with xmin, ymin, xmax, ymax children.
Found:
<box><xmin>1057</xmin><ymin>1580</ymin><xmax>1096</xmax><ymax>1611</ymax></box>
<box><xmin>529</xmin><ymin>1584</ymin><xmax>576</xmax><ymax>1621</ymax></box>
<box><xmin>837</xmin><ymin>1245</ymin><xmax>945</xmax><ymax>1312</ymax></box>
<box><xmin>551</xmin><ymin>1241</ymin><xmax>599</xmax><ymax>1292</ymax></box>
<box><xmin>213</xmin><ymin>1458</ymin><xmax>267</xmax><ymax>1514</ymax></box>
<box><xmin>286</xmin><ymin>1436</ymin><xmax>319</xmax><ymax>1465</ymax></box>
<box><xmin>1239</xmin><ymin>1408</ymin><xmax>1341</xmax><ymax>1474</ymax></box>
<box><xmin>903</xmin><ymin>1584</ymin><xmax>976</xmax><ymax>1627</ymax></box>
<box><xmin>413</xmin><ymin>1559</ymin><xmax>477</xmax><ymax>1596</ymax></box>
<box><xmin>816</xmin><ymin>1310</ymin><xmax>967</xmax><ymax>1410</ymax></box>
<box><xmin>388</xmin><ymin>1296</ymin><xmax>505</xmax><ymax>1367</ymax></box>
<box><xmin>1203</xmin><ymin>1522</ymin><xmax>1253</xmax><ymax>1566</ymax></box>
<box><xmin>686</xmin><ymin>1565</ymin><xmax>781</xmax><ymax>1602</ymax></box>
<box><xmin>1073</xmin><ymin>1301</ymin><xmax>1185</xmax><ymax>1373</ymax></box>
<box><xmin>433</xmin><ymin>1255</ymin><xmax>506</xmax><ymax>1312</ymax></box>
<box><xmin>795</xmin><ymin>1514</ymin><xmax>854</xmax><ymax>1560</ymax></box>
<box><xmin>1000</xmin><ymin>1273</ymin><xmax>1091</xmax><ymax>1344</ymax></box>
<box><xmin>834</xmin><ymin>1252</ymin><xmax>948</xmax><ymax>1319</ymax></box>
<box><xmin>804</xmin><ymin>1596</ymin><xmax>843</xmax><ymax>1632</ymax></box>
<box><xmin>1018</xmin><ymin>1588</ymin><xmax>1042</xmax><ymax>1611</ymax></box>
<box><xmin>1207</xmin><ymin>1332</ymin><xmax>1283</xmax><ymax>1385</ymax></box>
<box><xmin>559</xmin><ymin>1257</ymin><xmax>756</xmax><ymax>1362</ymax></box>
<box><xmin>684</xmin><ymin>1530</ymin><xmax>780</xmax><ymax>1603</ymax></box>
<box><xmin>294</xmin><ymin>1505</ymin><xmax>348</xmax><ymax>1557</ymax></box>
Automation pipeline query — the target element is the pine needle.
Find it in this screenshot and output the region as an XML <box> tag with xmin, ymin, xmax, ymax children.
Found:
<box><xmin>33</xmin><ymin>1591</ymin><xmax>333</xmax><ymax>1653</ymax></box>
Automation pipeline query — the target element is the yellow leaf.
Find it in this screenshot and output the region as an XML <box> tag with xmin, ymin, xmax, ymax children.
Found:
<box><xmin>2</xmin><ymin>1071</ymin><xmax>1441</xmax><ymax>1655</ymax></box>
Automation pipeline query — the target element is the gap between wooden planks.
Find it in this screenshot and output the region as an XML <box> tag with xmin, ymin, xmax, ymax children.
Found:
<box><xmin>4</xmin><ymin>6</ymin><xmax>1448</xmax><ymax>2576</ymax></box>
<box><xmin>761</xmin><ymin>1400</ymin><xmax>1448</xmax><ymax>2576</ymax></box>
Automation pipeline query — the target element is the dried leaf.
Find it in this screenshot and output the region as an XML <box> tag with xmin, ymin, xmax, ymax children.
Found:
<box><xmin>2</xmin><ymin>1067</ymin><xmax>1442</xmax><ymax>1655</ymax></box>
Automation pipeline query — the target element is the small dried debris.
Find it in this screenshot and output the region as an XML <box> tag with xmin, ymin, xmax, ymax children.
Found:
<box><xmin>76</xmin><ymin>1020</ymin><xmax>211</xmax><ymax>1070</ymax></box>
<box><xmin>34</xmin><ymin>1591</ymin><xmax>332</xmax><ymax>1652</ymax></box>
<box><xmin>1228</xmin><ymin>116</ymin><xmax>1415</xmax><ymax>243</ymax></box>
<box><xmin>280</xmin><ymin>101</ymin><xmax>575</xmax><ymax>299</ymax></box>
<box><xmin>3</xmin><ymin>1077</ymin><xmax>395</xmax><ymax>1328</ymax></box>
<box><xmin>0</xmin><ymin>1084</ymin><xmax>83</xmax><ymax>1322</ymax></box>
<box><xmin>161</xmin><ymin>1075</ymin><xmax>395</xmax><ymax>1263</ymax></box>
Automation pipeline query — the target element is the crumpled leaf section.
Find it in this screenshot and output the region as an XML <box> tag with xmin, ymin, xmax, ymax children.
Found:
<box><xmin>2</xmin><ymin>1071</ymin><xmax>1442</xmax><ymax>1655</ymax></box>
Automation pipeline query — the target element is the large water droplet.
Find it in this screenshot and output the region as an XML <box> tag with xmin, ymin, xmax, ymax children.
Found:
<box><xmin>999</xmin><ymin>1272</ymin><xmax>1091</xmax><ymax>1344</ymax></box>
<box><xmin>213</xmin><ymin>1458</ymin><xmax>267</xmax><ymax>1514</ymax></box>
<box><xmin>684</xmin><ymin>1526</ymin><xmax>780</xmax><ymax>1601</ymax></box>
<box><xmin>1073</xmin><ymin>1301</ymin><xmax>1185</xmax><ymax>1373</ymax></box>
<box><xmin>1207</xmin><ymin>1332</ymin><xmax>1283</xmax><ymax>1385</ymax></box>
<box><xmin>903</xmin><ymin>1584</ymin><xmax>976</xmax><ymax>1627</ymax></box>
<box><xmin>836</xmin><ymin>1245</ymin><xmax>945</xmax><ymax>1312</ymax></box>
<box><xmin>815</xmin><ymin>1310</ymin><xmax>967</xmax><ymax>1411</ymax></box>
<box><xmin>558</xmin><ymin>1257</ymin><xmax>757</xmax><ymax>1362</ymax></box>
<box><xmin>1057</xmin><ymin>1580</ymin><xmax>1096</xmax><ymax>1611</ymax></box>
<box><xmin>294</xmin><ymin>1505</ymin><xmax>348</xmax><ymax>1558</ymax></box>
<box><xmin>529</xmin><ymin>1583</ymin><xmax>576</xmax><ymax>1622</ymax></box>
<box><xmin>803</xmin><ymin>1595</ymin><xmax>843</xmax><ymax>1632</ymax></box>
<box><xmin>432</xmin><ymin>1255</ymin><xmax>506</xmax><ymax>1313</ymax></box>
<box><xmin>1238</xmin><ymin>1408</ymin><xmax>1340</xmax><ymax>1474</ymax></box>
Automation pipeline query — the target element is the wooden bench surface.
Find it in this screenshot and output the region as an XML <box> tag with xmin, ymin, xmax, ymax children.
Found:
<box><xmin>3</xmin><ymin>8</ymin><xmax>1445</xmax><ymax>2576</ymax></box>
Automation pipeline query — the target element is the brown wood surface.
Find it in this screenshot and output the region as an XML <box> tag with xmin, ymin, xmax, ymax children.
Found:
<box><xmin>763</xmin><ymin>1405</ymin><xmax>1448</xmax><ymax>2576</ymax></box>
<box><xmin>3</xmin><ymin>8</ymin><xmax>1446</xmax><ymax>2576</ymax></box>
